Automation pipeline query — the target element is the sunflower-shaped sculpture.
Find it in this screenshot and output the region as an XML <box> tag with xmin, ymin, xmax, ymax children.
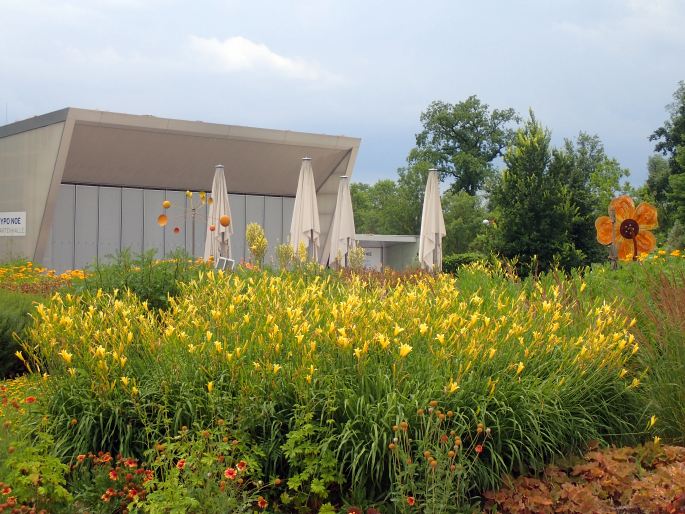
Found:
<box><xmin>595</xmin><ymin>195</ymin><xmax>658</xmax><ymax>261</ymax></box>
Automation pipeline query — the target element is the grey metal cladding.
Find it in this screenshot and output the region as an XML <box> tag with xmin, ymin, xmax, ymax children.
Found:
<box><xmin>163</xmin><ymin>190</ymin><xmax>186</xmax><ymax>257</ymax></box>
<box><xmin>143</xmin><ymin>189</ymin><xmax>164</xmax><ymax>258</ymax></box>
<box><xmin>0</xmin><ymin>108</ymin><xmax>70</xmax><ymax>139</ymax></box>
<box><xmin>98</xmin><ymin>187</ymin><xmax>122</xmax><ymax>264</ymax></box>
<box><xmin>264</xmin><ymin>196</ymin><xmax>283</xmax><ymax>265</ymax></box>
<box><xmin>50</xmin><ymin>184</ymin><xmax>76</xmax><ymax>271</ymax></box>
<box><xmin>228</xmin><ymin>194</ymin><xmax>246</xmax><ymax>261</ymax></box>
<box><xmin>121</xmin><ymin>188</ymin><xmax>144</xmax><ymax>255</ymax></box>
<box><xmin>74</xmin><ymin>185</ymin><xmax>99</xmax><ymax>269</ymax></box>
<box><xmin>282</xmin><ymin>197</ymin><xmax>295</xmax><ymax>245</ymax></box>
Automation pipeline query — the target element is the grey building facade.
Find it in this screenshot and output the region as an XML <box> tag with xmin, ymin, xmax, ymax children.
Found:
<box><xmin>0</xmin><ymin>108</ymin><xmax>361</xmax><ymax>271</ymax></box>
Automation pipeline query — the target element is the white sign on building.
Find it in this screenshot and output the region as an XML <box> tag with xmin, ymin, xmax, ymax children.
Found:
<box><xmin>0</xmin><ymin>212</ymin><xmax>27</xmax><ymax>236</ymax></box>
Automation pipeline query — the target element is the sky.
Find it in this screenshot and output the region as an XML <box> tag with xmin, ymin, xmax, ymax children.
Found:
<box><xmin>1</xmin><ymin>0</ymin><xmax>684</xmax><ymax>186</ymax></box>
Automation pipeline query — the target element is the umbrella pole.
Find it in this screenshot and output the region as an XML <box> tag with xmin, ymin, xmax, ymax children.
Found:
<box><xmin>345</xmin><ymin>237</ymin><xmax>350</xmax><ymax>268</ymax></box>
<box><xmin>433</xmin><ymin>234</ymin><xmax>437</xmax><ymax>273</ymax></box>
<box><xmin>310</xmin><ymin>229</ymin><xmax>314</xmax><ymax>261</ymax></box>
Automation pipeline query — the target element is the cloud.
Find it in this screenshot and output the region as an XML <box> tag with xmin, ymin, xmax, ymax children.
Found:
<box><xmin>187</xmin><ymin>35</ymin><xmax>336</xmax><ymax>82</ymax></box>
<box><xmin>557</xmin><ymin>0</ymin><xmax>685</xmax><ymax>48</ymax></box>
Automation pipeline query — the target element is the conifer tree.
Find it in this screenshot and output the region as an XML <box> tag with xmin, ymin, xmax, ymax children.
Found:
<box><xmin>490</xmin><ymin>112</ymin><xmax>582</xmax><ymax>272</ymax></box>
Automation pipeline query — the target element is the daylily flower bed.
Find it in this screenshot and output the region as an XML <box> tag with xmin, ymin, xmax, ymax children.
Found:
<box><xmin>0</xmin><ymin>256</ymin><xmax>684</xmax><ymax>512</ymax></box>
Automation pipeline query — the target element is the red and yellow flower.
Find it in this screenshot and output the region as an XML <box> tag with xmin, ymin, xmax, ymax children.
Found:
<box><xmin>595</xmin><ymin>196</ymin><xmax>658</xmax><ymax>260</ymax></box>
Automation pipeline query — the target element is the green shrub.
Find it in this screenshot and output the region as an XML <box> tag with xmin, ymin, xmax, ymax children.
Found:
<box><xmin>130</xmin><ymin>423</ymin><xmax>267</xmax><ymax>513</ymax></box>
<box><xmin>442</xmin><ymin>252</ymin><xmax>486</xmax><ymax>273</ymax></box>
<box><xmin>0</xmin><ymin>289</ymin><xmax>43</xmax><ymax>378</ymax></box>
<box><xmin>0</xmin><ymin>430</ymin><xmax>72</xmax><ymax>511</ymax></box>
<box><xmin>73</xmin><ymin>249</ymin><xmax>208</xmax><ymax>311</ymax></box>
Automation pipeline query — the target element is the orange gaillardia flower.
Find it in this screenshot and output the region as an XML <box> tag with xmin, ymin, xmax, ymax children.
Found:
<box><xmin>595</xmin><ymin>196</ymin><xmax>658</xmax><ymax>261</ymax></box>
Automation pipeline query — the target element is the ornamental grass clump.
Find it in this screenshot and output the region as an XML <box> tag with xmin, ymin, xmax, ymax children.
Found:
<box><xmin>22</xmin><ymin>265</ymin><xmax>649</xmax><ymax>505</ymax></box>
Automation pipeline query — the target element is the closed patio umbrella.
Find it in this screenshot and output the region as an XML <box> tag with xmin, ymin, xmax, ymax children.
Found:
<box><xmin>290</xmin><ymin>157</ymin><xmax>320</xmax><ymax>261</ymax></box>
<box><xmin>418</xmin><ymin>168</ymin><xmax>446</xmax><ymax>272</ymax></box>
<box><xmin>203</xmin><ymin>164</ymin><xmax>233</xmax><ymax>263</ymax></box>
<box><xmin>324</xmin><ymin>175</ymin><xmax>356</xmax><ymax>267</ymax></box>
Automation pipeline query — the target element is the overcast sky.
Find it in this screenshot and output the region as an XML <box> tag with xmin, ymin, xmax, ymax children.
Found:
<box><xmin>1</xmin><ymin>0</ymin><xmax>684</xmax><ymax>186</ymax></box>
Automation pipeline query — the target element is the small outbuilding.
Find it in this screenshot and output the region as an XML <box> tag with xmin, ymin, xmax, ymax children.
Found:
<box><xmin>356</xmin><ymin>234</ymin><xmax>419</xmax><ymax>271</ymax></box>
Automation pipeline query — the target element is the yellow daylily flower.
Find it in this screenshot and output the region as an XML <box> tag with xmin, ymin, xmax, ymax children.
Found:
<box><xmin>398</xmin><ymin>343</ymin><xmax>413</xmax><ymax>358</ymax></box>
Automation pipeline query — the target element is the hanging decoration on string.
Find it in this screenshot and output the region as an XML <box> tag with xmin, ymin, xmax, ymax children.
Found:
<box><xmin>157</xmin><ymin>191</ymin><xmax>217</xmax><ymax>257</ymax></box>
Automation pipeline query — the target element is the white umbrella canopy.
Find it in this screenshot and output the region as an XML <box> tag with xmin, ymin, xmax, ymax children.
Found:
<box><xmin>290</xmin><ymin>157</ymin><xmax>321</xmax><ymax>261</ymax></box>
<box><xmin>324</xmin><ymin>175</ymin><xmax>356</xmax><ymax>267</ymax></box>
<box><xmin>418</xmin><ymin>168</ymin><xmax>446</xmax><ymax>272</ymax></box>
<box><xmin>203</xmin><ymin>165</ymin><xmax>233</xmax><ymax>263</ymax></box>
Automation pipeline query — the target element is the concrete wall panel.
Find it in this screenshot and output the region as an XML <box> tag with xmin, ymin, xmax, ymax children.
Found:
<box><xmin>0</xmin><ymin>122</ymin><xmax>64</xmax><ymax>262</ymax></box>
<box><xmin>245</xmin><ymin>195</ymin><xmax>265</xmax><ymax>227</ymax></box>
<box><xmin>264</xmin><ymin>196</ymin><xmax>282</xmax><ymax>266</ymax></box>
<box><xmin>282</xmin><ymin>197</ymin><xmax>295</xmax><ymax>246</ymax></box>
<box><xmin>74</xmin><ymin>185</ymin><xmax>99</xmax><ymax>269</ymax></box>
<box><xmin>143</xmin><ymin>189</ymin><xmax>164</xmax><ymax>257</ymax></box>
<box><xmin>98</xmin><ymin>187</ymin><xmax>121</xmax><ymax>264</ymax></box>
<box><xmin>42</xmin><ymin>186</ymin><xmax>292</xmax><ymax>271</ymax></box>
<box><xmin>194</xmin><ymin>197</ymin><xmax>208</xmax><ymax>259</ymax></box>
<box><xmin>164</xmin><ymin>190</ymin><xmax>186</xmax><ymax>257</ymax></box>
<box><xmin>50</xmin><ymin>184</ymin><xmax>75</xmax><ymax>271</ymax></box>
<box><xmin>42</xmin><ymin>220</ymin><xmax>53</xmax><ymax>267</ymax></box>
<box><xmin>121</xmin><ymin>188</ymin><xmax>143</xmax><ymax>255</ymax></box>
<box><xmin>245</xmin><ymin>195</ymin><xmax>265</xmax><ymax>262</ymax></box>
<box><xmin>228</xmin><ymin>194</ymin><xmax>245</xmax><ymax>261</ymax></box>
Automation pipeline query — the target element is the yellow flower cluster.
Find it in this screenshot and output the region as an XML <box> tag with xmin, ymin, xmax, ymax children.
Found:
<box><xmin>639</xmin><ymin>248</ymin><xmax>685</xmax><ymax>261</ymax></box>
<box><xmin>23</xmin><ymin>269</ymin><xmax>640</xmax><ymax>403</ymax></box>
<box><xmin>0</xmin><ymin>261</ymin><xmax>86</xmax><ymax>292</ymax></box>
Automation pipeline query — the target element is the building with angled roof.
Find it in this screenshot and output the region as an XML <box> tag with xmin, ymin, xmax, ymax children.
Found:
<box><xmin>0</xmin><ymin>108</ymin><xmax>361</xmax><ymax>271</ymax></box>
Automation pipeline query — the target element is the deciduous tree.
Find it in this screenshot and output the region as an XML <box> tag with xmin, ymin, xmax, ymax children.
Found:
<box><xmin>408</xmin><ymin>97</ymin><xmax>519</xmax><ymax>195</ymax></box>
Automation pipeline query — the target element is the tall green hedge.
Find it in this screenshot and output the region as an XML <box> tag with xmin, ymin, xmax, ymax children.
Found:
<box><xmin>442</xmin><ymin>252</ymin><xmax>486</xmax><ymax>273</ymax></box>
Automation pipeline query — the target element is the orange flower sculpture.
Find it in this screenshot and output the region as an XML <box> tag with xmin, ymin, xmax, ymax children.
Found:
<box><xmin>595</xmin><ymin>195</ymin><xmax>658</xmax><ymax>261</ymax></box>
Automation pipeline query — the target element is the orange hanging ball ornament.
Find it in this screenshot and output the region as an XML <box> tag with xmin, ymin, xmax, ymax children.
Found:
<box><xmin>162</xmin><ymin>200</ymin><xmax>171</xmax><ymax>209</ymax></box>
<box><xmin>157</xmin><ymin>214</ymin><xmax>168</xmax><ymax>227</ymax></box>
<box><xmin>219</xmin><ymin>215</ymin><xmax>231</xmax><ymax>227</ymax></box>
<box><xmin>209</xmin><ymin>224</ymin><xmax>216</xmax><ymax>232</ymax></box>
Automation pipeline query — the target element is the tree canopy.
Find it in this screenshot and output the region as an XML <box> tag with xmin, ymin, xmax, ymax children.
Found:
<box><xmin>650</xmin><ymin>81</ymin><xmax>685</xmax><ymax>175</ymax></box>
<box><xmin>649</xmin><ymin>81</ymin><xmax>685</xmax><ymax>229</ymax></box>
<box><xmin>408</xmin><ymin>97</ymin><xmax>519</xmax><ymax>195</ymax></box>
